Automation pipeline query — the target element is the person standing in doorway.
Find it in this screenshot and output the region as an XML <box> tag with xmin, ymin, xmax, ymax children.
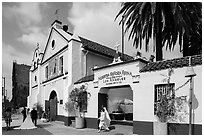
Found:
<box><xmin>21</xmin><ymin>107</ymin><xmax>27</xmax><ymax>122</ymax></box>
<box><xmin>31</xmin><ymin>108</ymin><xmax>38</xmax><ymax>126</ymax></box>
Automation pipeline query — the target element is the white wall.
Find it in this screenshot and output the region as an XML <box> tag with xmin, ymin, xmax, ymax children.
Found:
<box><xmin>86</xmin><ymin>59</ymin><xmax>202</xmax><ymax>125</ymax></box>
<box><xmin>29</xmin><ymin>87</ymin><xmax>38</xmax><ymax>109</ymax></box>
<box><xmin>134</xmin><ymin>65</ymin><xmax>202</xmax><ymax>124</ymax></box>
<box><xmin>85</xmin><ymin>60</ymin><xmax>145</xmax><ymax>118</ymax></box>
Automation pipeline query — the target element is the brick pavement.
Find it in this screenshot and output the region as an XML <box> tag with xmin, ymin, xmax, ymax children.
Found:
<box><xmin>2</xmin><ymin>114</ymin><xmax>134</xmax><ymax>135</ymax></box>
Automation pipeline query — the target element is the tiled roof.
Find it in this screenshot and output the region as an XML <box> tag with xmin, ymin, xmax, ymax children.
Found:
<box><xmin>74</xmin><ymin>74</ymin><xmax>94</xmax><ymax>84</ymax></box>
<box><xmin>79</xmin><ymin>36</ymin><xmax>134</xmax><ymax>61</ymax></box>
<box><xmin>140</xmin><ymin>54</ymin><xmax>202</xmax><ymax>73</ymax></box>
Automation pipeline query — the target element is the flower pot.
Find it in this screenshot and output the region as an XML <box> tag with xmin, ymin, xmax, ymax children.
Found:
<box><xmin>153</xmin><ymin>122</ymin><xmax>167</xmax><ymax>135</ymax></box>
<box><xmin>75</xmin><ymin>117</ymin><xmax>84</xmax><ymax>129</ymax></box>
<box><xmin>71</xmin><ymin>120</ymin><xmax>75</xmax><ymax>127</ymax></box>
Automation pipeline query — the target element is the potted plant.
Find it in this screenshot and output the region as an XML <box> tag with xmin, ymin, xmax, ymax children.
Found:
<box><xmin>154</xmin><ymin>92</ymin><xmax>175</xmax><ymax>134</ymax></box>
<box><xmin>65</xmin><ymin>85</ymin><xmax>90</xmax><ymax>129</ymax></box>
<box><xmin>154</xmin><ymin>68</ymin><xmax>176</xmax><ymax>135</ymax></box>
<box><xmin>33</xmin><ymin>102</ymin><xmax>43</xmax><ymax>119</ymax></box>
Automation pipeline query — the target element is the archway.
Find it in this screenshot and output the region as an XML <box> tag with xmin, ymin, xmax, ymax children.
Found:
<box><xmin>49</xmin><ymin>90</ymin><xmax>58</xmax><ymax>121</ymax></box>
<box><xmin>98</xmin><ymin>85</ymin><xmax>133</xmax><ymax>123</ymax></box>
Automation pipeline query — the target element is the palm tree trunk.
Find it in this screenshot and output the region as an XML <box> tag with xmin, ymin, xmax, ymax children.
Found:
<box><xmin>155</xmin><ymin>3</ymin><xmax>163</xmax><ymax>61</ymax></box>
<box><xmin>183</xmin><ymin>34</ymin><xmax>190</xmax><ymax>57</ymax></box>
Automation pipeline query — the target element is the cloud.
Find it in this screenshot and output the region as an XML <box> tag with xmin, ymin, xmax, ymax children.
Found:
<box><xmin>68</xmin><ymin>2</ymin><xmax>123</xmax><ymax>49</ymax></box>
<box><xmin>3</xmin><ymin>2</ymin><xmax>43</xmax><ymax>28</ymax></box>
<box><xmin>17</xmin><ymin>26</ymin><xmax>49</xmax><ymax>49</ymax></box>
<box><xmin>3</xmin><ymin>2</ymin><xmax>49</xmax><ymax>51</ymax></box>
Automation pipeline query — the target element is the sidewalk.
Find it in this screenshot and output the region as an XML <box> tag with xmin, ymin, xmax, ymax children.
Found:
<box><xmin>2</xmin><ymin>114</ymin><xmax>134</xmax><ymax>135</ymax></box>
<box><xmin>40</xmin><ymin>120</ymin><xmax>133</xmax><ymax>135</ymax></box>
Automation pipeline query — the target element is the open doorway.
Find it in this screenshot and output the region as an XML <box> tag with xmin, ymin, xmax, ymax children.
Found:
<box><xmin>49</xmin><ymin>90</ymin><xmax>58</xmax><ymax>121</ymax></box>
<box><xmin>98</xmin><ymin>85</ymin><xmax>133</xmax><ymax>125</ymax></box>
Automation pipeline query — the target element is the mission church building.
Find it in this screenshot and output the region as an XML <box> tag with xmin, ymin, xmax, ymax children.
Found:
<box><xmin>28</xmin><ymin>20</ymin><xmax>132</xmax><ymax>123</ymax></box>
<box><xmin>28</xmin><ymin>20</ymin><xmax>202</xmax><ymax>135</ymax></box>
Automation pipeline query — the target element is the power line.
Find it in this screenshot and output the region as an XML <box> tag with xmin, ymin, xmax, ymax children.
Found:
<box><xmin>175</xmin><ymin>79</ymin><xmax>190</xmax><ymax>92</ymax></box>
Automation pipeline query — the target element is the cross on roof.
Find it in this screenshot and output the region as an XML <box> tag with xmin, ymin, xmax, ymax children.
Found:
<box><xmin>55</xmin><ymin>9</ymin><xmax>60</xmax><ymax>20</ymax></box>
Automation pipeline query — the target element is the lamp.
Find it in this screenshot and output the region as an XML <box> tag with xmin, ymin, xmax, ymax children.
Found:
<box><xmin>185</xmin><ymin>57</ymin><xmax>196</xmax><ymax>135</ymax></box>
<box><xmin>185</xmin><ymin>67</ymin><xmax>196</xmax><ymax>77</ymax></box>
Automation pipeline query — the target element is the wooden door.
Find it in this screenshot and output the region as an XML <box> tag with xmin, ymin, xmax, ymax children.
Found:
<box><xmin>98</xmin><ymin>93</ymin><xmax>107</xmax><ymax>117</ymax></box>
<box><xmin>50</xmin><ymin>96</ymin><xmax>57</xmax><ymax>121</ymax></box>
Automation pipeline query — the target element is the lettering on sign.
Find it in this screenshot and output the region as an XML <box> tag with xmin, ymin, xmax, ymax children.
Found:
<box><xmin>98</xmin><ymin>70</ymin><xmax>132</xmax><ymax>85</ymax></box>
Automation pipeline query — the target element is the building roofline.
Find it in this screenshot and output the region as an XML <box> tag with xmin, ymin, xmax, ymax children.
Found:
<box><xmin>74</xmin><ymin>74</ymin><xmax>94</xmax><ymax>84</ymax></box>
<box><xmin>140</xmin><ymin>54</ymin><xmax>202</xmax><ymax>73</ymax></box>
<box><xmin>93</xmin><ymin>58</ymin><xmax>148</xmax><ymax>71</ymax></box>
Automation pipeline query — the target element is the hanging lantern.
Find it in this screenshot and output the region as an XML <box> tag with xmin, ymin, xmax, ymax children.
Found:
<box><xmin>185</xmin><ymin>67</ymin><xmax>196</xmax><ymax>78</ymax></box>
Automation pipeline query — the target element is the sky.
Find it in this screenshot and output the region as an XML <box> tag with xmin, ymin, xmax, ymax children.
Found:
<box><xmin>2</xmin><ymin>2</ymin><xmax>183</xmax><ymax>101</ymax></box>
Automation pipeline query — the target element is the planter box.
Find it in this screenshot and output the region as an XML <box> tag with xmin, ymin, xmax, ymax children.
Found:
<box><xmin>153</xmin><ymin>122</ymin><xmax>167</xmax><ymax>135</ymax></box>
<box><xmin>71</xmin><ymin>120</ymin><xmax>75</xmax><ymax>127</ymax></box>
<box><xmin>75</xmin><ymin>117</ymin><xmax>84</xmax><ymax>129</ymax></box>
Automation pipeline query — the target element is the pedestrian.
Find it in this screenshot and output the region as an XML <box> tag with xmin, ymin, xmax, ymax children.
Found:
<box><xmin>31</xmin><ymin>108</ymin><xmax>38</xmax><ymax>126</ymax></box>
<box><xmin>4</xmin><ymin>108</ymin><xmax>12</xmax><ymax>130</ymax></box>
<box><xmin>98</xmin><ymin>107</ymin><xmax>111</xmax><ymax>133</ymax></box>
<box><xmin>14</xmin><ymin>108</ymin><xmax>37</xmax><ymax>130</ymax></box>
<box><xmin>21</xmin><ymin>107</ymin><xmax>27</xmax><ymax>122</ymax></box>
<box><xmin>40</xmin><ymin>110</ymin><xmax>47</xmax><ymax>122</ymax></box>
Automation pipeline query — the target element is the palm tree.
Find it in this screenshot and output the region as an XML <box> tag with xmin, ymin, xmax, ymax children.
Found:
<box><xmin>115</xmin><ymin>2</ymin><xmax>201</xmax><ymax>61</ymax></box>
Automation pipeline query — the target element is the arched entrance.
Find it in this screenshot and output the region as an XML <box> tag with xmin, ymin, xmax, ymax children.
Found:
<box><xmin>98</xmin><ymin>85</ymin><xmax>133</xmax><ymax>123</ymax></box>
<box><xmin>49</xmin><ymin>90</ymin><xmax>58</xmax><ymax>121</ymax></box>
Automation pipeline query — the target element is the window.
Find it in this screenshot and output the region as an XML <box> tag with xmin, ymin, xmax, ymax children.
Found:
<box><xmin>37</xmin><ymin>59</ymin><xmax>40</xmax><ymax>65</ymax></box>
<box><xmin>80</xmin><ymin>91</ymin><xmax>88</xmax><ymax>112</ymax></box>
<box><xmin>34</xmin><ymin>62</ymin><xmax>36</xmax><ymax>68</ymax></box>
<box><xmin>45</xmin><ymin>66</ymin><xmax>48</xmax><ymax>80</ymax></box>
<box><xmin>53</xmin><ymin>59</ymin><xmax>57</xmax><ymax>74</ymax></box>
<box><xmin>154</xmin><ymin>83</ymin><xmax>175</xmax><ymax>114</ymax></box>
<box><xmin>52</xmin><ymin>40</ymin><xmax>55</xmax><ymax>49</ymax></box>
<box><xmin>49</xmin><ymin>64</ymin><xmax>52</xmax><ymax>76</ymax></box>
<box><xmin>60</xmin><ymin>100</ymin><xmax>63</xmax><ymax>104</ymax></box>
<box><xmin>35</xmin><ymin>76</ymin><xmax>37</xmax><ymax>82</ymax></box>
<box><xmin>59</xmin><ymin>56</ymin><xmax>63</xmax><ymax>74</ymax></box>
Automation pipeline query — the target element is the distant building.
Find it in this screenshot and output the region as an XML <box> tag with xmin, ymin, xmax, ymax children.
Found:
<box><xmin>11</xmin><ymin>61</ymin><xmax>31</xmax><ymax>108</ymax></box>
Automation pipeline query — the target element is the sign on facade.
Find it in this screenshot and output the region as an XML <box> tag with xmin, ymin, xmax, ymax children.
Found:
<box><xmin>98</xmin><ymin>70</ymin><xmax>132</xmax><ymax>86</ymax></box>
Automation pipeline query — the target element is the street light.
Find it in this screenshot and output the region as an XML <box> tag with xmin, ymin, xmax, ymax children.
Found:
<box><xmin>185</xmin><ymin>57</ymin><xmax>196</xmax><ymax>135</ymax></box>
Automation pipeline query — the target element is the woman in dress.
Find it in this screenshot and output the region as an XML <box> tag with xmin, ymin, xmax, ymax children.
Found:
<box><xmin>15</xmin><ymin>108</ymin><xmax>37</xmax><ymax>130</ymax></box>
<box><xmin>98</xmin><ymin>107</ymin><xmax>111</xmax><ymax>133</ymax></box>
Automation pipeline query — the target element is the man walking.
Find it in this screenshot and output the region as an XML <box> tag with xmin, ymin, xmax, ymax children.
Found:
<box><xmin>31</xmin><ymin>108</ymin><xmax>38</xmax><ymax>126</ymax></box>
<box><xmin>21</xmin><ymin>107</ymin><xmax>27</xmax><ymax>122</ymax></box>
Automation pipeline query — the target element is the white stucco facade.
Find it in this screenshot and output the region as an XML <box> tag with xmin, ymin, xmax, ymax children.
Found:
<box><xmin>75</xmin><ymin>55</ymin><xmax>202</xmax><ymax>134</ymax></box>
<box><xmin>28</xmin><ymin>20</ymin><xmax>115</xmax><ymax>121</ymax></box>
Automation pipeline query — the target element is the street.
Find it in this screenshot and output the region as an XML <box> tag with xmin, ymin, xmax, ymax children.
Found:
<box><xmin>2</xmin><ymin>113</ymin><xmax>133</xmax><ymax>135</ymax></box>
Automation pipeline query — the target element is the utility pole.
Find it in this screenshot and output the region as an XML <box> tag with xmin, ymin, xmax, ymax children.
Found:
<box><xmin>121</xmin><ymin>15</ymin><xmax>125</xmax><ymax>61</ymax></box>
<box><xmin>2</xmin><ymin>77</ymin><xmax>6</xmax><ymax>111</ymax></box>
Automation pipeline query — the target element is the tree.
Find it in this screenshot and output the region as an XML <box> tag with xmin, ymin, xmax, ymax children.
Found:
<box><xmin>115</xmin><ymin>2</ymin><xmax>201</xmax><ymax>61</ymax></box>
<box><xmin>66</xmin><ymin>85</ymin><xmax>90</xmax><ymax>117</ymax></box>
<box><xmin>154</xmin><ymin>68</ymin><xmax>175</xmax><ymax>122</ymax></box>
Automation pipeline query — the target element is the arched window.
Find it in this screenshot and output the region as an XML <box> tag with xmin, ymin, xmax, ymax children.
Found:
<box><xmin>35</xmin><ymin>76</ymin><xmax>37</xmax><ymax>82</ymax></box>
<box><xmin>52</xmin><ymin>40</ymin><xmax>55</xmax><ymax>49</ymax></box>
<box><xmin>34</xmin><ymin>62</ymin><xmax>36</xmax><ymax>68</ymax></box>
